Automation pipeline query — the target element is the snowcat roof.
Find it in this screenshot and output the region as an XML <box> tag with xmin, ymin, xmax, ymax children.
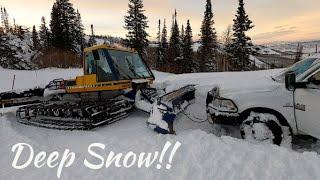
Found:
<box><xmin>84</xmin><ymin>44</ymin><xmax>137</xmax><ymax>54</ymax></box>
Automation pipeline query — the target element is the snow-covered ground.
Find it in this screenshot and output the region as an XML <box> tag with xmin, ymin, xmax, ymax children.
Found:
<box><xmin>0</xmin><ymin>67</ymin><xmax>82</xmax><ymax>92</ymax></box>
<box><xmin>1</xmin><ymin>68</ymin><xmax>320</xmax><ymax>180</ymax></box>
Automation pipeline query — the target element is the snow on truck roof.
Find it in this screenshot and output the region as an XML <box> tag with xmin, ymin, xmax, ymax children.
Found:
<box><xmin>84</xmin><ymin>44</ymin><xmax>137</xmax><ymax>54</ymax></box>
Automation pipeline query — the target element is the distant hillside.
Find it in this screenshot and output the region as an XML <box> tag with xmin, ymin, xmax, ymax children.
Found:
<box><xmin>263</xmin><ymin>40</ymin><xmax>320</xmax><ymax>55</ymax></box>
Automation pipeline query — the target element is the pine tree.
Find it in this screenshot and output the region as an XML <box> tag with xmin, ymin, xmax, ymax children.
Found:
<box><xmin>160</xmin><ymin>19</ymin><xmax>168</xmax><ymax>70</ymax></box>
<box><xmin>4</xmin><ymin>7</ymin><xmax>10</xmax><ymax>33</ymax></box>
<box><xmin>124</xmin><ymin>0</ymin><xmax>149</xmax><ymax>56</ymax></box>
<box><xmin>0</xmin><ymin>7</ymin><xmax>4</xmax><ymax>30</ymax></box>
<box><xmin>32</xmin><ymin>25</ymin><xmax>40</xmax><ymax>50</ymax></box>
<box><xmin>161</xmin><ymin>19</ymin><xmax>168</xmax><ymax>49</ymax></box>
<box><xmin>13</xmin><ymin>18</ymin><xmax>17</xmax><ymax>34</ymax></box>
<box><xmin>181</xmin><ymin>24</ymin><xmax>185</xmax><ymax>42</ymax></box>
<box><xmin>182</xmin><ymin>20</ymin><xmax>194</xmax><ymax>73</ymax></box>
<box><xmin>156</xmin><ymin>19</ymin><xmax>164</xmax><ymax>69</ymax></box>
<box><xmin>168</xmin><ymin>10</ymin><xmax>181</xmax><ymax>63</ymax></box>
<box><xmin>228</xmin><ymin>0</ymin><xmax>254</xmax><ymax>71</ymax></box>
<box><xmin>50</xmin><ymin>0</ymin><xmax>78</xmax><ymax>51</ymax></box>
<box><xmin>199</xmin><ymin>0</ymin><xmax>218</xmax><ymax>72</ymax></box>
<box><xmin>157</xmin><ymin>20</ymin><xmax>161</xmax><ymax>44</ymax></box>
<box><xmin>39</xmin><ymin>16</ymin><xmax>51</xmax><ymax>48</ymax></box>
<box><xmin>1</xmin><ymin>7</ymin><xmax>10</xmax><ymax>33</ymax></box>
<box><xmin>75</xmin><ymin>9</ymin><xmax>85</xmax><ymax>52</ymax></box>
<box><xmin>295</xmin><ymin>43</ymin><xmax>303</xmax><ymax>63</ymax></box>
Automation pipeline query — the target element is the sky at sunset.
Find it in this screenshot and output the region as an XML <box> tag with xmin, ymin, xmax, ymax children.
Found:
<box><xmin>1</xmin><ymin>0</ymin><xmax>320</xmax><ymax>44</ymax></box>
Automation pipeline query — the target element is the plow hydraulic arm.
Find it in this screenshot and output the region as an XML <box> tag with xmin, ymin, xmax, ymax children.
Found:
<box><xmin>146</xmin><ymin>85</ymin><xmax>196</xmax><ymax>134</ymax></box>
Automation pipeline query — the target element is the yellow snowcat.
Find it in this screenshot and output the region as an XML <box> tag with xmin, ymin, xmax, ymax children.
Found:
<box><xmin>0</xmin><ymin>44</ymin><xmax>195</xmax><ymax>133</ymax></box>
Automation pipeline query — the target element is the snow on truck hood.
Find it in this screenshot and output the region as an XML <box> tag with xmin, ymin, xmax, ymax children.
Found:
<box><xmin>161</xmin><ymin>69</ymin><xmax>283</xmax><ymax>97</ymax></box>
<box><xmin>217</xmin><ymin>74</ymin><xmax>280</xmax><ymax>97</ymax></box>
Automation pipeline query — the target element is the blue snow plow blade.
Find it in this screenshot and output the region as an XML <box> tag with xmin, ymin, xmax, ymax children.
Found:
<box><xmin>147</xmin><ymin>85</ymin><xmax>196</xmax><ymax>134</ymax></box>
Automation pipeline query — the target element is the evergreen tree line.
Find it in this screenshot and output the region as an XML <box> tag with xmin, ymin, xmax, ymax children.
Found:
<box><xmin>0</xmin><ymin>6</ymin><xmax>36</xmax><ymax>69</ymax></box>
<box><xmin>37</xmin><ymin>0</ymin><xmax>85</xmax><ymax>53</ymax></box>
<box><xmin>0</xmin><ymin>7</ymin><xmax>29</xmax><ymax>37</ymax></box>
<box><xmin>1</xmin><ymin>0</ymin><xmax>254</xmax><ymax>71</ymax></box>
<box><xmin>155</xmin><ymin>11</ymin><xmax>195</xmax><ymax>73</ymax></box>
<box><xmin>124</xmin><ymin>0</ymin><xmax>255</xmax><ymax>73</ymax></box>
<box><xmin>1</xmin><ymin>0</ymin><xmax>85</xmax><ymax>54</ymax></box>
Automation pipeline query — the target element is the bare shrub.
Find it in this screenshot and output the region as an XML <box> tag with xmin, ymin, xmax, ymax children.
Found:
<box><xmin>33</xmin><ymin>47</ymin><xmax>82</xmax><ymax>68</ymax></box>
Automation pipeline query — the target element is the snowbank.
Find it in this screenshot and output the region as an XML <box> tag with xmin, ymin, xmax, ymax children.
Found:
<box><xmin>1</xmin><ymin>113</ymin><xmax>320</xmax><ymax>180</ymax></box>
<box><xmin>0</xmin><ymin>68</ymin><xmax>172</xmax><ymax>93</ymax></box>
<box><xmin>1</xmin><ymin>68</ymin><xmax>320</xmax><ymax>180</ymax></box>
<box><xmin>0</xmin><ymin>68</ymin><xmax>82</xmax><ymax>92</ymax></box>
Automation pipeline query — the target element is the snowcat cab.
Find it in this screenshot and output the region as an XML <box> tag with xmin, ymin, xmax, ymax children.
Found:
<box><xmin>65</xmin><ymin>45</ymin><xmax>155</xmax><ymax>95</ymax></box>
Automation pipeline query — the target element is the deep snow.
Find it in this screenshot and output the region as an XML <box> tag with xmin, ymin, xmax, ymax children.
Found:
<box><xmin>1</xmin><ymin>68</ymin><xmax>320</xmax><ymax>180</ymax></box>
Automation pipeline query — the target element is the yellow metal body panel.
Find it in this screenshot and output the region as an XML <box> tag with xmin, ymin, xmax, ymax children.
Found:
<box><xmin>66</xmin><ymin>74</ymin><xmax>154</xmax><ymax>94</ymax></box>
<box><xmin>76</xmin><ymin>74</ymin><xmax>97</xmax><ymax>85</ymax></box>
<box><xmin>66</xmin><ymin>80</ymin><xmax>132</xmax><ymax>93</ymax></box>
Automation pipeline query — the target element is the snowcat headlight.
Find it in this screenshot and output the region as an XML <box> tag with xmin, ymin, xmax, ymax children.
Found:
<box><xmin>210</xmin><ymin>98</ymin><xmax>238</xmax><ymax>113</ymax></box>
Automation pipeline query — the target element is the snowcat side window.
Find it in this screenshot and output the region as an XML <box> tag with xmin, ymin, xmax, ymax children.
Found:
<box><xmin>85</xmin><ymin>52</ymin><xmax>97</xmax><ymax>75</ymax></box>
<box><xmin>96</xmin><ymin>49</ymin><xmax>114</xmax><ymax>82</ymax></box>
<box><xmin>92</xmin><ymin>50</ymin><xmax>100</xmax><ymax>60</ymax></box>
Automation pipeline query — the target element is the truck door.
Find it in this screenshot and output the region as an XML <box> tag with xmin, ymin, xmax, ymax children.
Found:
<box><xmin>295</xmin><ymin>70</ymin><xmax>320</xmax><ymax>138</ymax></box>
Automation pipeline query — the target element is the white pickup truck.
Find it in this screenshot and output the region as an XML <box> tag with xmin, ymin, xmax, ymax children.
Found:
<box><xmin>206</xmin><ymin>57</ymin><xmax>320</xmax><ymax>145</ymax></box>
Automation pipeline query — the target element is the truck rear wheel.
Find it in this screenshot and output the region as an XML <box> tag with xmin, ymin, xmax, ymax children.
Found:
<box><xmin>240</xmin><ymin>112</ymin><xmax>292</xmax><ymax>146</ymax></box>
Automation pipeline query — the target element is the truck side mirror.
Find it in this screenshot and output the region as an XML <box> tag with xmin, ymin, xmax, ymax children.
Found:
<box><xmin>285</xmin><ymin>71</ymin><xmax>296</xmax><ymax>91</ymax></box>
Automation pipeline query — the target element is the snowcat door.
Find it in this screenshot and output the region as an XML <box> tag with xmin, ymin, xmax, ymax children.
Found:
<box><xmin>295</xmin><ymin>70</ymin><xmax>320</xmax><ymax>138</ymax></box>
<box><xmin>85</xmin><ymin>49</ymin><xmax>117</xmax><ymax>82</ymax></box>
<box><xmin>85</xmin><ymin>51</ymin><xmax>97</xmax><ymax>75</ymax></box>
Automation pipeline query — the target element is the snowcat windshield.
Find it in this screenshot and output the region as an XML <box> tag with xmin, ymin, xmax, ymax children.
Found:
<box><xmin>107</xmin><ymin>50</ymin><xmax>153</xmax><ymax>80</ymax></box>
<box><xmin>273</xmin><ymin>58</ymin><xmax>319</xmax><ymax>82</ymax></box>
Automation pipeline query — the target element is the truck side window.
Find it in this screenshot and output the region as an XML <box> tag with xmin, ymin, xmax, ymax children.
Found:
<box><xmin>311</xmin><ymin>71</ymin><xmax>320</xmax><ymax>86</ymax></box>
<box><xmin>313</xmin><ymin>72</ymin><xmax>320</xmax><ymax>80</ymax></box>
<box><xmin>312</xmin><ymin>71</ymin><xmax>320</xmax><ymax>86</ymax></box>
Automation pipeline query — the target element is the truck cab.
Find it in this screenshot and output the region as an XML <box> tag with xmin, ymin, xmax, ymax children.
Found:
<box><xmin>206</xmin><ymin>56</ymin><xmax>320</xmax><ymax>145</ymax></box>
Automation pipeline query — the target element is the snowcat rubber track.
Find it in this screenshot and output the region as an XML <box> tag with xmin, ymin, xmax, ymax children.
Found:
<box><xmin>16</xmin><ymin>98</ymin><xmax>133</xmax><ymax>130</ymax></box>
